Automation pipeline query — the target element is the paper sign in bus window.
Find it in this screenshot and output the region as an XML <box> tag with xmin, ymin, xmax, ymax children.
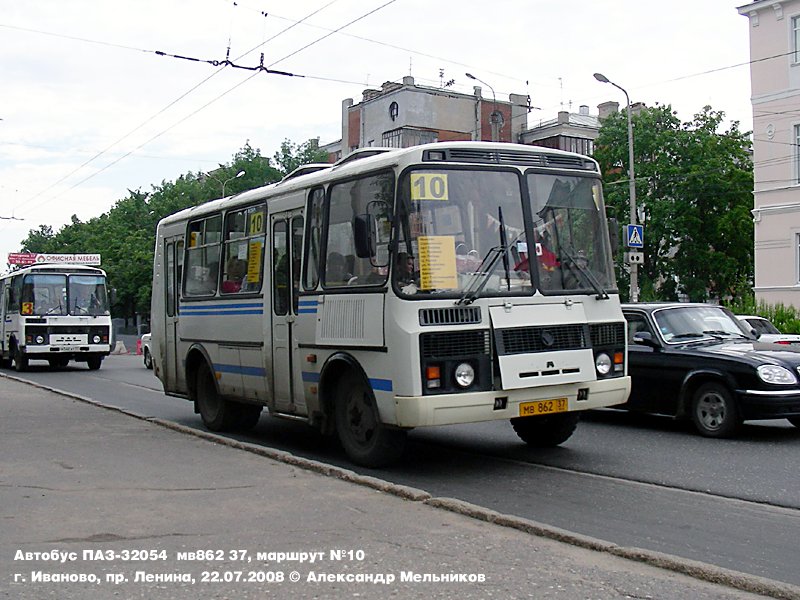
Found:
<box><xmin>418</xmin><ymin>236</ymin><xmax>458</xmax><ymax>290</ymax></box>
<box><xmin>410</xmin><ymin>173</ymin><xmax>449</xmax><ymax>201</ymax></box>
<box><xmin>247</xmin><ymin>241</ymin><xmax>263</xmax><ymax>283</ymax></box>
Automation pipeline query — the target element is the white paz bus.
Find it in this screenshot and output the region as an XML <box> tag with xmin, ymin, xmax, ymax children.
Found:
<box><xmin>1</xmin><ymin>261</ymin><xmax>112</xmax><ymax>370</ymax></box>
<box><xmin>151</xmin><ymin>142</ymin><xmax>631</xmax><ymax>466</ymax></box>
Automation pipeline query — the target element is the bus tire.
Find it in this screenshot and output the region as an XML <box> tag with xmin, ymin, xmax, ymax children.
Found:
<box><xmin>196</xmin><ymin>361</ymin><xmax>237</xmax><ymax>431</ymax></box>
<box><xmin>232</xmin><ymin>403</ymin><xmax>262</xmax><ymax>431</ymax></box>
<box><xmin>48</xmin><ymin>356</ymin><xmax>69</xmax><ymax>369</ymax></box>
<box><xmin>143</xmin><ymin>348</ymin><xmax>153</xmax><ymax>370</ymax></box>
<box><xmin>334</xmin><ymin>371</ymin><xmax>406</xmax><ymax>468</ymax></box>
<box><xmin>510</xmin><ymin>412</ymin><xmax>580</xmax><ymax>447</ymax></box>
<box><xmin>13</xmin><ymin>346</ymin><xmax>28</xmax><ymax>372</ymax></box>
<box><xmin>87</xmin><ymin>356</ymin><xmax>103</xmax><ymax>370</ymax></box>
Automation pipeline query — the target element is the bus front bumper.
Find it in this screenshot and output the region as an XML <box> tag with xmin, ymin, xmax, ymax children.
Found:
<box><xmin>393</xmin><ymin>376</ymin><xmax>631</xmax><ymax>428</ymax></box>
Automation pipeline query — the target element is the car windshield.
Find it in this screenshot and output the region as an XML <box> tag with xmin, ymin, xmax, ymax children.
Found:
<box><xmin>747</xmin><ymin>318</ymin><xmax>781</xmax><ymax>335</ymax></box>
<box><xmin>654</xmin><ymin>306</ymin><xmax>749</xmax><ymax>343</ymax></box>
<box><xmin>393</xmin><ymin>168</ymin><xmax>615</xmax><ymax>299</ymax></box>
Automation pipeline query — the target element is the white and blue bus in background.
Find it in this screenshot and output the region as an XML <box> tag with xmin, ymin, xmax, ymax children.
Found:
<box><xmin>150</xmin><ymin>142</ymin><xmax>630</xmax><ymax>467</ymax></box>
<box><xmin>1</xmin><ymin>257</ymin><xmax>112</xmax><ymax>371</ymax></box>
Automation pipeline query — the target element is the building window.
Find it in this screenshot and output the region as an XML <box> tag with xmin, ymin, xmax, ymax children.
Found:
<box><xmin>382</xmin><ymin>127</ymin><xmax>438</xmax><ymax>149</ymax></box>
<box><xmin>795</xmin><ymin>124</ymin><xmax>800</xmax><ymax>184</ymax></box>
<box><xmin>797</xmin><ymin>233</ymin><xmax>800</xmax><ymax>283</ymax></box>
<box><xmin>794</xmin><ymin>16</ymin><xmax>800</xmax><ymax>63</ymax></box>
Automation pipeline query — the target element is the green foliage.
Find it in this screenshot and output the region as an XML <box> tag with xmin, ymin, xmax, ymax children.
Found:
<box><xmin>594</xmin><ymin>104</ymin><xmax>753</xmax><ymax>303</ymax></box>
<box><xmin>724</xmin><ymin>295</ymin><xmax>800</xmax><ymax>334</ymax></box>
<box><xmin>272</xmin><ymin>138</ymin><xmax>329</xmax><ymax>176</ymax></box>
<box><xmin>17</xmin><ymin>140</ymin><xmax>313</xmax><ymax>320</ymax></box>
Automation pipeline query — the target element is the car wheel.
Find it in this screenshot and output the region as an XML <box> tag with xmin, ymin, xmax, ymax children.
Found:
<box><xmin>787</xmin><ymin>416</ymin><xmax>800</xmax><ymax>429</ymax></box>
<box><xmin>195</xmin><ymin>361</ymin><xmax>237</xmax><ymax>431</ymax></box>
<box><xmin>143</xmin><ymin>349</ymin><xmax>153</xmax><ymax>370</ymax></box>
<box><xmin>691</xmin><ymin>382</ymin><xmax>741</xmax><ymax>438</ymax></box>
<box><xmin>335</xmin><ymin>371</ymin><xmax>406</xmax><ymax>467</ymax></box>
<box><xmin>510</xmin><ymin>413</ymin><xmax>580</xmax><ymax>447</ymax></box>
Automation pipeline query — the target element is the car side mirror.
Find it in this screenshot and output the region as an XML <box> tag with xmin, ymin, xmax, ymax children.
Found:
<box><xmin>633</xmin><ymin>331</ymin><xmax>659</xmax><ymax>348</ymax></box>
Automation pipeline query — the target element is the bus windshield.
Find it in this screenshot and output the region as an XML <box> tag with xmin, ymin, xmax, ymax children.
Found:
<box><xmin>21</xmin><ymin>274</ymin><xmax>109</xmax><ymax>316</ymax></box>
<box><xmin>394</xmin><ymin>168</ymin><xmax>615</xmax><ymax>298</ymax></box>
<box><xmin>525</xmin><ymin>173</ymin><xmax>615</xmax><ymax>295</ymax></box>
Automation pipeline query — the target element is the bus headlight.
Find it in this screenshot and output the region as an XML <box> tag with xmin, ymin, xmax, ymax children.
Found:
<box><xmin>454</xmin><ymin>362</ymin><xmax>475</xmax><ymax>388</ymax></box>
<box><xmin>595</xmin><ymin>353</ymin><xmax>612</xmax><ymax>376</ymax></box>
<box><xmin>36</xmin><ymin>335</ymin><xmax>45</xmax><ymax>344</ymax></box>
<box><xmin>92</xmin><ymin>335</ymin><xmax>101</xmax><ymax>344</ymax></box>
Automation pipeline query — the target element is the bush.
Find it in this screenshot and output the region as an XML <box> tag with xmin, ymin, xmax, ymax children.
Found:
<box><xmin>724</xmin><ymin>296</ymin><xmax>800</xmax><ymax>334</ymax></box>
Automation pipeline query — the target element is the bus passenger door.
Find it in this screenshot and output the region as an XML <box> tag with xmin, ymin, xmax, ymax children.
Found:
<box><xmin>270</xmin><ymin>212</ymin><xmax>306</xmax><ymax>415</ymax></box>
<box><xmin>163</xmin><ymin>237</ymin><xmax>185</xmax><ymax>393</ymax></box>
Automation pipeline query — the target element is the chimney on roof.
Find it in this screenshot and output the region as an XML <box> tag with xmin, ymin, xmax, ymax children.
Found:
<box><xmin>579</xmin><ymin>105</ymin><xmax>590</xmax><ymax>116</ymax></box>
<box><xmin>558</xmin><ymin>111</ymin><xmax>569</xmax><ymax>124</ymax></box>
<box><xmin>597</xmin><ymin>101</ymin><xmax>620</xmax><ymax>120</ymax></box>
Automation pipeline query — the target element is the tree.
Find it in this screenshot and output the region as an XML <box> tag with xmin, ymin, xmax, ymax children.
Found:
<box><xmin>594</xmin><ymin>104</ymin><xmax>753</xmax><ymax>302</ymax></box>
<box><xmin>272</xmin><ymin>138</ymin><xmax>330</xmax><ymax>176</ymax></box>
<box><xmin>16</xmin><ymin>141</ymin><xmax>302</xmax><ymax>321</ymax></box>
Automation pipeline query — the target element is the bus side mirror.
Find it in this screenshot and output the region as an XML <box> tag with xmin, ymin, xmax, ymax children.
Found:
<box><xmin>353</xmin><ymin>215</ymin><xmax>373</xmax><ymax>259</ymax></box>
<box><xmin>607</xmin><ymin>217</ymin><xmax>620</xmax><ymax>256</ymax></box>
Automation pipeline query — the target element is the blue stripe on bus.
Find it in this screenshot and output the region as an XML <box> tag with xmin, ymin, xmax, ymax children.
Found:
<box><xmin>214</xmin><ymin>363</ymin><xmax>266</xmax><ymax>377</ymax></box>
<box><xmin>302</xmin><ymin>372</ymin><xmax>392</xmax><ymax>392</ymax></box>
<box><xmin>297</xmin><ymin>308</ymin><xmax>317</xmax><ymax>314</ymax></box>
<box><xmin>181</xmin><ymin>302</ymin><xmax>262</xmax><ymax>310</ymax></box>
<box><xmin>181</xmin><ymin>310</ymin><xmax>264</xmax><ymax>316</ymax></box>
<box><xmin>370</xmin><ymin>378</ymin><xmax>393</xmax><ymax>392</ymax></box>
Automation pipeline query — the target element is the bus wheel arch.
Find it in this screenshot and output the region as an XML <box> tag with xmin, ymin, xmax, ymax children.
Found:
<box><xmin>320</xmin><ymin>353</ymin><xmax>406</xmax><ymax>467</ymax></box>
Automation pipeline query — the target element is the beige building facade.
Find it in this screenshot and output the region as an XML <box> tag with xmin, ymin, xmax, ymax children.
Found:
<box><xmin>739</xmin><ymin>0</ymin><xmax>800</xmax><ymax>307</ymax></box>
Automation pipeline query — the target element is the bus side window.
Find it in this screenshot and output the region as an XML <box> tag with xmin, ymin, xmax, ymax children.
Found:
<box><xmin>185</xmin><ymin>215</ymin><xmax>222</xmax><ymax>296</ymax></box>
<box><xmin>303</xmin><ymin>188</ymin><xmax>324</xmax><ymax>290</ymax></box>
<box><xmin>9</xmin><ymin>276</ymin><xmax>21</xmax><ymax>312</ymax></box>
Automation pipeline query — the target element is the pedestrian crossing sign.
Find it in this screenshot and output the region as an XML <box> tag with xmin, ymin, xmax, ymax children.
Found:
<box><xmin>627</xmin><ymin>224</ymin><xmax>644</xmax><ymax>248</ymax></box>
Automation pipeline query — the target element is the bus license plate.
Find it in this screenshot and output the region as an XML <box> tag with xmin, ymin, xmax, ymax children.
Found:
<box><xmin>519</xmin><ymin>398</ymin><xmax>568</xmax><ymax>417</ymax></box>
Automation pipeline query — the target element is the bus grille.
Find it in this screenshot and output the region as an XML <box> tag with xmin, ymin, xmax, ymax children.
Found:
<box><xmin>419</xmin><ymin>306</ymin><xmax>481</xmax><ymax>326</ymax></box>
<box><xmin>496</xmin><ymin>325</ymin><xmax>587</xmax><ymax>355</ymax></box>
<box><xmin>420</xmin><ymin>330</ymin><xmax>491</xmax><ymax>358</ymax></box>
<box><xmin>589</xmin><ymin>322</ymin><xmax>625</xmax><ymax>346</ymax></box>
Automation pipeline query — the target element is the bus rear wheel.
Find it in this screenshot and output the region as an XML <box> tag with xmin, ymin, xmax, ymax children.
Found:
<box><xmin>195</xmin><ymin>361</ymin><xmax>237</xmax><ymax>431</ymax></box>
<box><xmin>48</xmin><ymin>356</ymin><xmax>69</xmax><ymax>369</ymax></box>
<box><xmin>334</xmin><ymin>371</ymin><xmax>406</xmax><ymax>468</ymax></box>
<box><xmin>87</xmin><ymin>356</ymin><xmax>103</xmax><ymax>370</ymax></box>
<box><xmin>511</xmin><ymin>413</ymin><xmax>580</xmax><ymax>447</ymax></box>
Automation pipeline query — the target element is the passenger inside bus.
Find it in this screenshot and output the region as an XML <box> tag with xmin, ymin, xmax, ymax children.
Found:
<box><xmin>222</xmin><ymin>257</ymin><xmax>247</xmax><ymax>293</ymax></box>
<box><xmin>325</xmin><ymin>252</ymin><xmax>351</xmax><ymax>286</ymax></box>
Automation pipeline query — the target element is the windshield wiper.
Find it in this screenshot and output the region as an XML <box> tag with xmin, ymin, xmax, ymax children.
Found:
<box><xmin>560</xmin><ymin>246</ymin><xmax>609</xmax><ymax>300</ymax></box>
<box><xmin>670</xmin><ymin>332</ymin><xmax>706</xmax><ymax>340</ymax></box>
<box><xmin>456</xmin><ymin>229</ymin><xmax>524</xmax><ymax>306</ymax></box>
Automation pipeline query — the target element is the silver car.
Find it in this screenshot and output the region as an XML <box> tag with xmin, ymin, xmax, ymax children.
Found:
<box><xmin>737</xmin><ymin>315</ymin><xmax>800</xmax><ymax>347</ymax></box>
<box><xmin>141</xmin><ymin>333</ymin><xmax>152</xmax><ymax>369</ymax></box>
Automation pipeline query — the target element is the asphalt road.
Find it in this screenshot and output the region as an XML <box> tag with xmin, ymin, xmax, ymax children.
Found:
<box><xmin>7</xmin><ymin>353</ymin><xmax>800</xmax><ymax>588</ymax></box>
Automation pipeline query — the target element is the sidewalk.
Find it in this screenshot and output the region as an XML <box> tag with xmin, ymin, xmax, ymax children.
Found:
<box><xmin>0</xmin><ymin>375</ymin><xmax>794</xmax><ymax>600</ymax></box>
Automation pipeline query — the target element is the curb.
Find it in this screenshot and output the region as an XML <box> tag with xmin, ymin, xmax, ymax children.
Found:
<box><xmin>4</xmin><ymin>372</ymin><xmax>799</xmax><ymax>600</ymax></box>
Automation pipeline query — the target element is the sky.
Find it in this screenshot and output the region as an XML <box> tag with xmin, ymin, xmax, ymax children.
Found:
<box><xmin>0</xmin><ymin>0</ymin><xmax>754</xmax><ymax>266</ymax></box>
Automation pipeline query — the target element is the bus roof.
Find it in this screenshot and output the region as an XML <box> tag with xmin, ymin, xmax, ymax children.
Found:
<box><xmin>157</xmin><ymin>141</ymin><xmax>600</xmax><ymax>228</ymax></box>
<box><xmin>1</xmin><ymin>263</ymin><xmax>107</xmax><ymax>280</ymax></box>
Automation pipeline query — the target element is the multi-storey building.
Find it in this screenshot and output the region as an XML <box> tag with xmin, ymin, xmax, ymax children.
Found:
<box><xmin>739</xmin><ymin>0</ymin><xmax>800</xmax><ymax>306</ymax></box>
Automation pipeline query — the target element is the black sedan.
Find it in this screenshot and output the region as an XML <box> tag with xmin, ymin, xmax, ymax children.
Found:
<box><xmin>621</xmin><ymin>302</ymin><xmax>800</xmax><ymax>437</ymax></box>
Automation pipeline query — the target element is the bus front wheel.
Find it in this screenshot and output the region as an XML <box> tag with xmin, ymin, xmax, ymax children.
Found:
<box><xmin>334</xmin><ymin>371</ymin><xmax>406</xmax><ymax>468</ymax></box>
<box><xmin>195</xmin><ymin>361</ymin><xmax>237</xmax><ymax>431</ymax></box>
<box><xmin>13</xmin><ymin>347</ymin><xmax>28</xmax><ymax>372</ymax></box>
<box><xmin>511</xmin><ymin>413</ymin><xmax>580</xmax><ymax>447</ymax></box>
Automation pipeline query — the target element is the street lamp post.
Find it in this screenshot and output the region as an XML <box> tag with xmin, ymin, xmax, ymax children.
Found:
<box><xmin>594</xmin><ymin>72</ymin><xmax>639</xmax><ymax>302</ymax></box>
<box><xmin>210</xmin><ymin>169</ymin><xmax>245</xmax><ymax>198</ymax></box>
<box><xmin>465</xmin><ymin>72</ymin><xmax>502</xmax><ymax>142</ymax></box>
